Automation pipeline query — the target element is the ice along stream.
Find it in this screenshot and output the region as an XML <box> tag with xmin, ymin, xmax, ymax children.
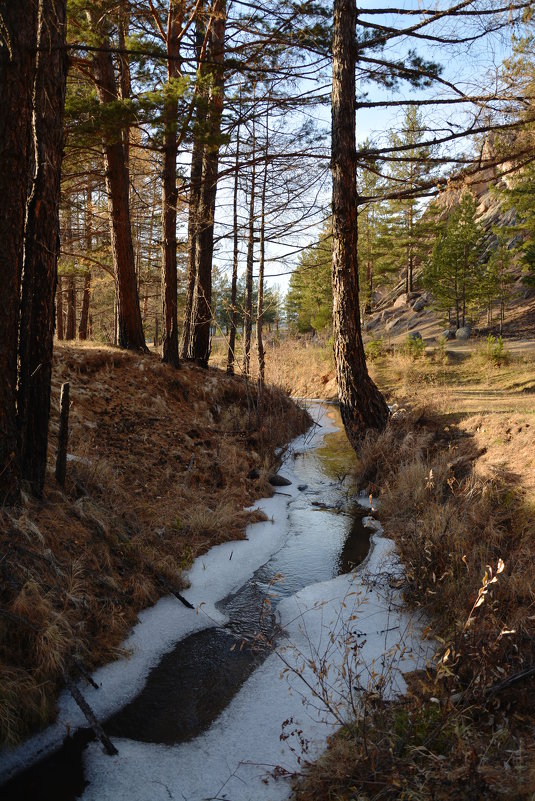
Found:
<box><xmin>0</xmin><ymin>403</ymin><xmax>426</xmax><ymax>801</ymax></box>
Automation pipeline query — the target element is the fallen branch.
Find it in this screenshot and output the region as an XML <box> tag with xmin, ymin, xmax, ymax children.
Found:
<box><xmin>65</xmin><ymin>678</ymin><xmax>118</xmax><ymax>756</ymax></box>
<box><xmin>485</xmin><ymin>666</ymin><xmax>535</xmax><ymax>696</ymax></box>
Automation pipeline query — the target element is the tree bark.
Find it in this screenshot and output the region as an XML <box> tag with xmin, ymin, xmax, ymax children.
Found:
<box><xmin>88</xmin><ymin>9</ymin><xmax>147</xmax><ymax>351</ymax></box>
<box><xmin>191</xmin><ymin>0</ymin><xmax>226</xmax><ymax>367</ymax></box>
<box><xmin>66</xmin><ymin>274</ymin><xmax>77</xmax><ymax>339</ymax></box>
<box><xmin>17</xmin><ymin>0</ymin><xmax>68</xmax><ymax>498</ymax></box>
<box><xmin>79</xmin><ymin>187</ymin><xmax>92</xmax><ymax>340</ymax></box>
<box><xmin>180</xmin><ymin>1</ymin><xmax>207</xmax><ymax>360</ymax></box>
<box><xmin>79</xmin><ymin>273</ymin><xmax>91</xmax><ymax>340</ymax></box>
<box><xmin>256</xmin><ymin>109</ymin><xmax>269</xmax><ymax>412</ymax></box>
<box><xmin>226</xmin><ymin>111</ymin><xmax>241</xmax><ymax>375</ymax></box>
<box><xmin>56</xmin><ymin>274</ymin><xmax>64</xmax><ymax>340</ymax></box>
<box><xmin>0</xmin><ymin>0</ymin><xmax>40</xmax><ymax>503</ymax></box>
<box><xmin>242</xmin><ymin>113</ymin><xmax>256</xmax><ymax>377</ymax></box>
<box><xmin>331</xmin><ymin>0</ymin><xmax>388</xmax><ymax>448</ymax></box>
<box><xmin>161</xmin><ymin>0</ymin><xmax>185</xmax><ymax>368</ymax></box>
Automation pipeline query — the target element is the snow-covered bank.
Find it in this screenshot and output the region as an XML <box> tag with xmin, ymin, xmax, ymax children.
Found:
<box><xmin>0</xmin><ymin>405</ymin><xmax>334</xmax><ymax>784</ymax></box>
<box><xmin>80</xmin><ymin>526</ymin><xmax>428</xmax><ymax>801</ymax></box>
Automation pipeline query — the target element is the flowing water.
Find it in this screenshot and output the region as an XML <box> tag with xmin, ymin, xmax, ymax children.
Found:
<box><xmin>1</xmin><ymin>403</ymin><xmax>370</xmax><ymax>800</ymax></box>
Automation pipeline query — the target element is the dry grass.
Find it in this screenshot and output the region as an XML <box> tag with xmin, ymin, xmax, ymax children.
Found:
<box><xmin>289</xmin><ymin>341</ymin><xmax>535</xmax><ymax>801</ymax></box>
<box><xmin>211</xmin><ymin>334</ymin><xmax>338</xmax><ymax>400</ymax></box>
<box><xmin>0</xmin><ymin>343</ymin><xmax>310</xmax><ymax>746</ymax></box>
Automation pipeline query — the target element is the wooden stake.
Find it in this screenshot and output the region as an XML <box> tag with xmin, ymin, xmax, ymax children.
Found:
<box><xmin>55</xmin><ymin>381</ymin><xmax>69</xmax><ymax>485</ymax></box>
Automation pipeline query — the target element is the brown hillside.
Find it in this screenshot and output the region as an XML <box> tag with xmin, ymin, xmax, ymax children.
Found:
<box><xmin>0</xmin><ymin>344</ymin><xmax>310</xmax><ymax>746</ymax></box>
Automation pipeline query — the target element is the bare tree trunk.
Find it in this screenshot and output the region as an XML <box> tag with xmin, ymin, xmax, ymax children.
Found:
<box><xmin>88</xmin><ymin>10</ymin><xmax>147</xmax><ymax>351</ymax></box>
<box><xmin>57</xmin><ymin>274</ymin><xmax>64</xmax><ymax>340</ymax></box>
<box><xmin>161</xmin><ymin>0</ymin><xmax>185</xmax><ymax>368</ymax></box>
<box><xmin>79</xmin><ymin>274</ymin><xmax>91</xmax><ymax>339</ymax></box>
<box><xmin>331</xmin><ymin>0</ymin><xmax>388</xmax><ymax>448</ymax></box>
<box><xmin>79</xmin><ymin>186</ymin><xmax>92</xmax><ymax>340</ymax></box>
<box><xmin>191</xmin><ymin>0</ymin><xmax>226</xmax><ymax>367</ymax></box>
<box><xmin>0</xmin><ymin>0</ymin><xmax>40</xmax><ymax>503</ymax></box>
<box><xmin>242</xmin><ymin>112</ymin><xmax>256</xmax><ymax>377</ymax></box>
<box><xmin>180</xmin><ymin>2</ymin><xmax>207</xmax><ymax>360</ymax></box>
<box><xmin>256</xmin><ymin>108</ymin><xmax>269</xmax><ymax>411</ymax></box>
<box><xmin>226</xmin><ymin>111</ymin><xmax>241</xmax><ymax>375</ymax></box>
<box><xmin>66</xmin><ymin>274</ymin><xmax>77</xmax><ymax>340</ymax></box>
<box><xmin>117</xmin><ymin>0</ymin><xmax>131</xmax><ymax>180</ymax></box>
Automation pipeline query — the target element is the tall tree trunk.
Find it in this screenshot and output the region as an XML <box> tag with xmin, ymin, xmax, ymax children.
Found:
<box><xmin>161</xmin><ymin>0</ymin><xmax>185</xmax><ymax>368</ymax></box>
<box><xmin>117</xmin><ymin>0</ymin><xmax>131</xmax><ymax>180</ymax></box>
<box><xmin>17</xmin><ymin>0</ymin><xmax>67</xmax><ymax>499</ymax></box>
<box><xmin>79</xmin><ymin>187</ymin><xmax>92</xmax><ymax>340</ymax></box>
<box><xmin>242</xmin><ymin>113</ymin><xmax>256</xmax><ymax>377</ymax></box>
<box><xmin>0</xmin><ymin>0</ymin><xmax>40</xmax><ymax>503</ymax></box>
<box><xmin>226</xmin><ymin>112</ymin><xmax>241</xmax><ymax>375</ymax></box>
<box><xmin>66</xmin><ymin>274</ymin><xmax>76</xmax><ymax>339</ymax></box>
<box><xmin>88</xmin><ymin>10</ymin><xmax>147</xmax><ymax>351</ymax></box>
<box><xmin>191</xmin><ymin>0</ymin><xmax>226</xmax><ymax>367</ymax></box>
<box><xmin>331</xmin><ymin>0</ymin><xmax>388</xmax><ymax>448</ymax></box>
<box><xmin>180</xmin><ymin>1</ymin><xmax>207</xmax><ymax>360</ymax></box>
<box><xmin>79</xmin><ymin>273</ymin><xmax>91</xmax><ymax>340</ymax></box>
<box><xmin>57</xmin><ymin>274</ymin><xmax>64</xmax><ymax>340</ymax></box>
<box><xmin>256</xmin><ymin>109</ymin><xmax>269</xmax><ymax>410</ymax></box>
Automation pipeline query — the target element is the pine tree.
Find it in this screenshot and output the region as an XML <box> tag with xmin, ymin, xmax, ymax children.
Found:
<box><xmin>424</xmin><ymin>191</ymin><xmax>484</xmax><ymax>328</ymax></box>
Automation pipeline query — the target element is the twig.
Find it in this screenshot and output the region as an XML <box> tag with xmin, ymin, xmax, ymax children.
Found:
<box><xmin>485</xmin><ymin>666</ymin><xmax>535</xmax><ymax>696</ymax></box>
<box><xmin>65</xmin><ymin>678</ymin><xmax>118</xmax><ymax>756</ymax></box>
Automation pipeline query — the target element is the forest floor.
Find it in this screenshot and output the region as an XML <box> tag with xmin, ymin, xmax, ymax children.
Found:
<box><xmin>0</xmin><ymin>343</ymin><xmax>310</xmax><ymax>748</ymax></box>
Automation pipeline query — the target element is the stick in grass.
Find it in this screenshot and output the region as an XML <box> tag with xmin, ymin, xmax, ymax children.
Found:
<box><xmin>55</xmin><ymin>382</ymin><xmax>70</xmax><ymax>486</ymax></box>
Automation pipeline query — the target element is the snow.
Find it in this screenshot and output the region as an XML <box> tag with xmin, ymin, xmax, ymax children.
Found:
<box><xmin>80</xmin><ymin>529</ymin><xmax>428</xmax><ymax>801</ymax></box>
<box><xmin>0</xmin><ymin>402</ymin><xmax>431</xmax><ymax>801</ymax></box>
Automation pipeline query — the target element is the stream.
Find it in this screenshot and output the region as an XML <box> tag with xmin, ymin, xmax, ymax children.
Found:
<box><xmin>0</xmin><ymin>403</ymin><xmax>427</xmax><ymax>801</ymax></box>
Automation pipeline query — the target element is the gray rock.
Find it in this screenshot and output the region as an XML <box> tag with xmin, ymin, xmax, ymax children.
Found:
<box><xmin>408</xmin><ymin>331</ymin><xmax>422</xmax><ymax>340</ymax></box>
<box><xmin>440</xmin><ymin>329</ymin><xmax>456</xmax><ymax>341</ymax></box>
<box><xmin>365</xmin><ymin>315</ymin><xmax>381</xmax><ymax>332</ymax></box>
<box><xmin>268</xmin><ymin>474</ymin><xmax>292</xmax><ymax>487</ymax></box>
<box><xmin>385</xmin><ymin>317</ymin><xmax>405</xmax><ymax>333</ymax></box>
<box><xmin>455</xmin><ymin>326</ymin><xmax>472</xmax><ymax>340</ymax></box>
<box><xmin>412</xmin><ymin>293</ymin><xmax>431</xmax><ymax>312</ymax></box>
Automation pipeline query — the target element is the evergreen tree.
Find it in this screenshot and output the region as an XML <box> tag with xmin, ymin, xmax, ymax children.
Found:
<box><xmin>424</xmin><ymin>191</ymin><xmax>484</xmax><ymax>328</ymax></box>
<box><xmin>379</xmin><ymin>107</ymin><xmax>437</xmax><ymax>293</ymax></box>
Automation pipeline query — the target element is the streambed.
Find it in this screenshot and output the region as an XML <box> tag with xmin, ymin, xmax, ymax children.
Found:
<box><xmin>0</xmin><ymin>403</ymin><xmax>427</xmax><ymax>801</ymax></box>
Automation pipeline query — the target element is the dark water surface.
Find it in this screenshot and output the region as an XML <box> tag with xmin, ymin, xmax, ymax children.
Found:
<box><xmin>1</xmin><ymin>405</ymin><xmax>370</xmax><ymax>799</ymax></box>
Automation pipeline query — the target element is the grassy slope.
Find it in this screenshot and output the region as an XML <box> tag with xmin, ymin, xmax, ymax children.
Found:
<box><xmin>0</xmin><ymin>343</ymin><xmax>310</xmax><ymax>747</ymax></box>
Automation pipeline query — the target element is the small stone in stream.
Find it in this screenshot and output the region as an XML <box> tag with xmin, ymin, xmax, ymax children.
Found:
<box><xmin>247</xmin><ymin>468</ymin><xmax>260</xmax><ymax>480</ymax></box>
<box><xmin>268</xmin><ymin>474</ymin><xmax>292</xmax><ymax>487</ymax></box>
<box><xmin>297</xmin><ymin>484</ymin><xmax>308</xmax><ymax>491</ymax></box>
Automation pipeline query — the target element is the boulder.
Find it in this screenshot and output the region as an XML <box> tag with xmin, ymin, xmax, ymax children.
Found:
<box><xmin>393</xmin><ymin>293</ymin><xmax>409</xmax><ymax>309</ymax></box>
<box><xmin>412</xmin><ymin>292</ymin><xmax>431</xmax><ymax>312</ymax></box>
<box><xmin>440</xmin><ymin>329</ymin><xmax>456</xmax><ymax>341</ymax></box>
<box><xmin>268</xmin><ymin>474</ymin><xmax>292</xmax><ymax>487</ymax></box>
<box><xmin>455</xmin><ymin>326</ymin><xmax>472</xmax><ymax>340</ymax></box>
<box><xmin>385</xmin><ymin>317</ymin><xmax>405</xmax><ymax>334</ymax></box>
<box><xmin>364</xmin><ymin>315</ymin><xmax>381</xmax><ymax>332</ymax></box>
<box><xmin>408</xmin><ymin>331</ymin><xmax>422</xmax><ymax>340</ymax></box>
